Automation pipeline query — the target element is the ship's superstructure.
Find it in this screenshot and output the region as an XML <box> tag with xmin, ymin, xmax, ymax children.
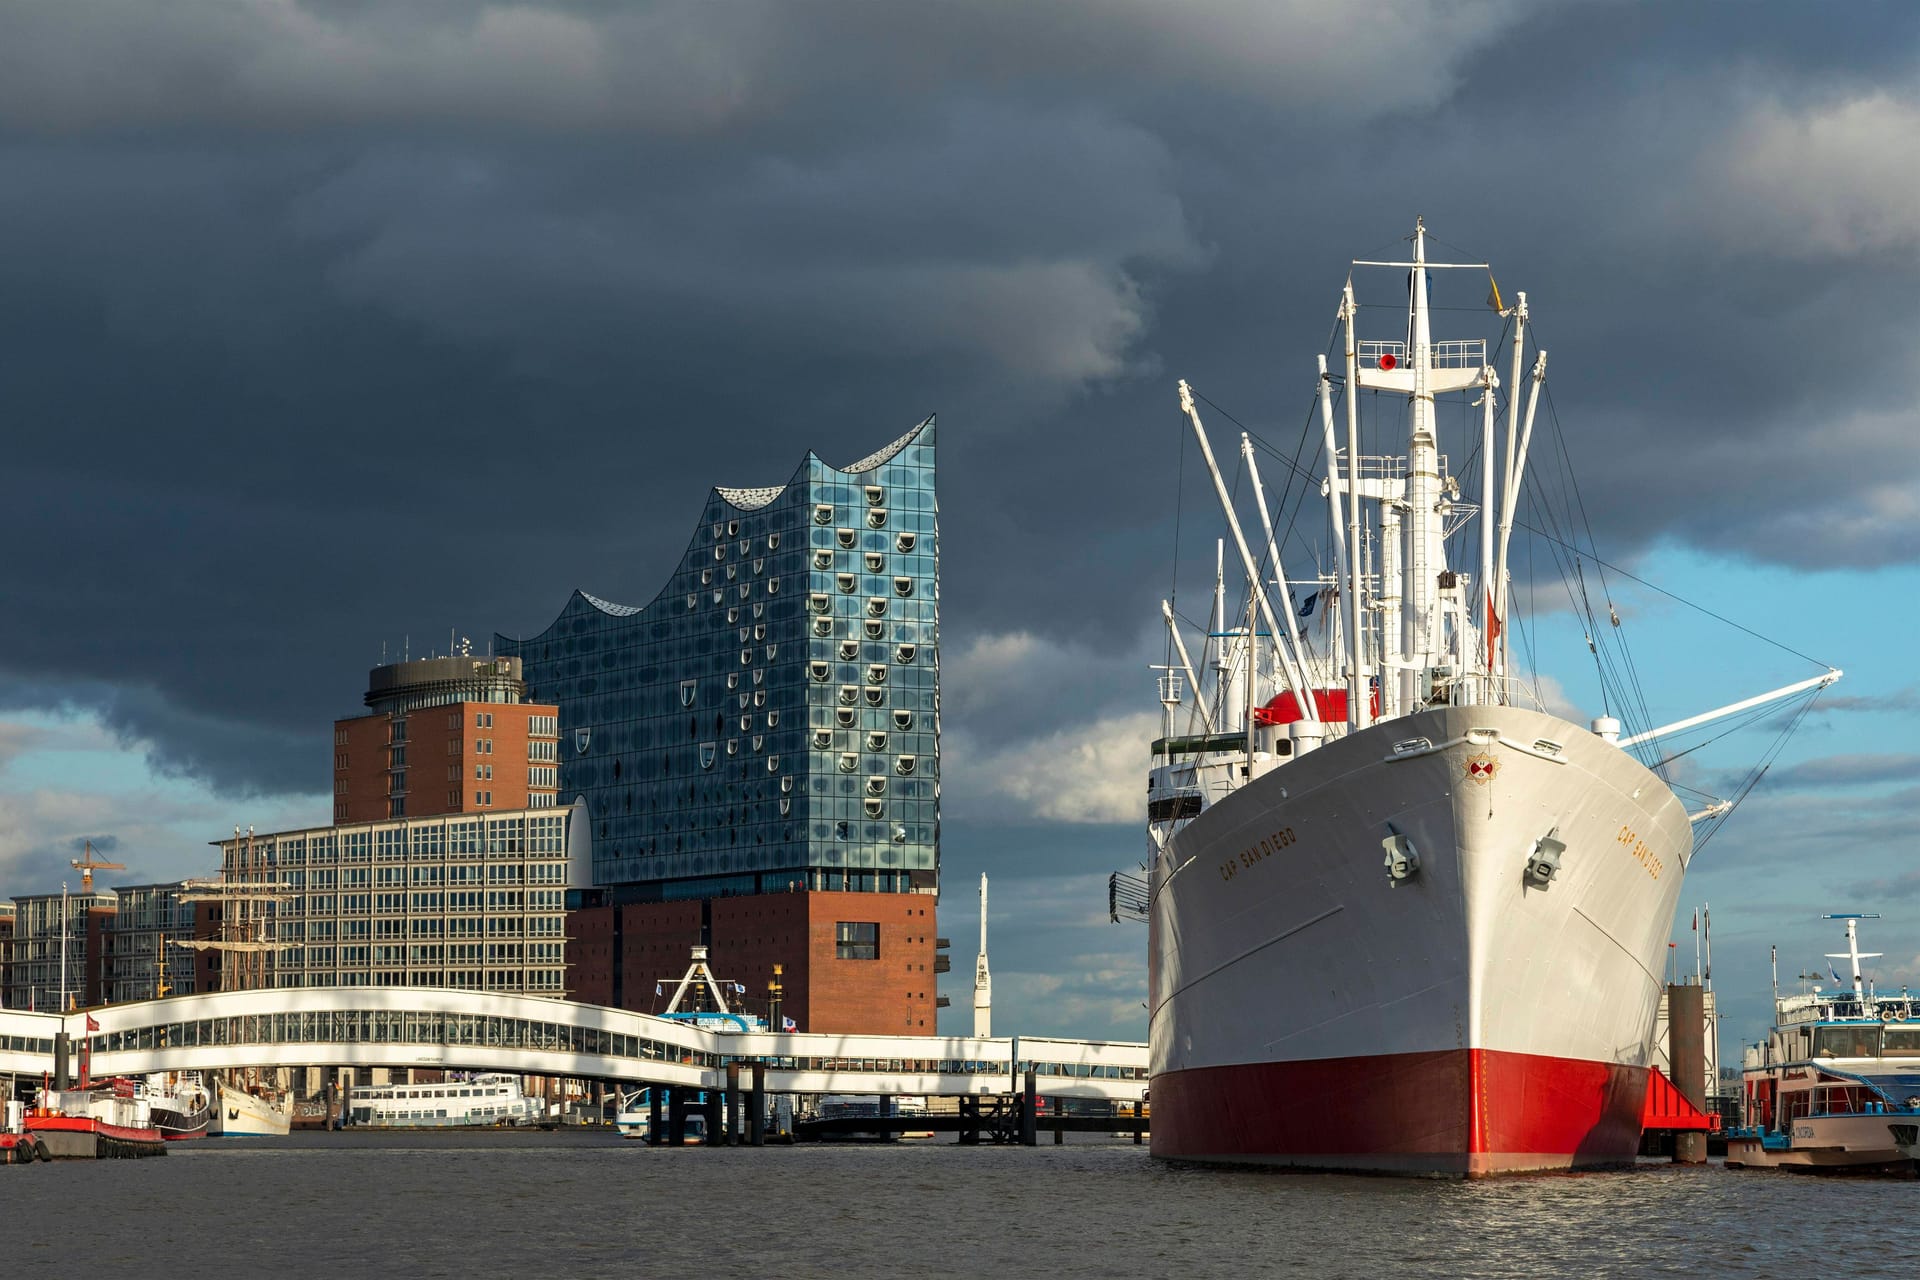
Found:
<box><xmin>1726</xmin><ymin>916</ymin><xmax>1920</xmax><ymax>1173</ymax></box>
<box><xmin>1146</xmin><ymin>221</ymin><xmax>1838</xmax><ymax>1175</ymax></box>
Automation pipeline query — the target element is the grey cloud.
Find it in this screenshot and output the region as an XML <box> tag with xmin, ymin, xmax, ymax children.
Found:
<box><xmin>0</xmin><ymin>0</ymin><xmax>1912</xmax><ymax>809</ymax></box>
<box><xmin>1763</xmin><ymin>754</ymin><xmax>1920</xmax><ymax>791</ymax></box>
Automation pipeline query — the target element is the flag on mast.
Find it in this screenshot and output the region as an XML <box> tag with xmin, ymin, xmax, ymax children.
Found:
<box><xmin>1487</xmin><ymin>273</ymin><xmax>1507</xmax><ymax>314</ymax></box>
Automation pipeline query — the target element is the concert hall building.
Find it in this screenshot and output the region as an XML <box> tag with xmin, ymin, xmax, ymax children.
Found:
<box><xmin>497</xmin><ymin>417</ymin><xmax>942</xmax><ymax>1035</ymax></box>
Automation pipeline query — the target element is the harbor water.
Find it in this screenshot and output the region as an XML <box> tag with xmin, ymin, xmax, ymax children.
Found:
<box><xmin>6</xmin><ymin>1132</ymin><xmax>1911</xmax><ymax>1277</ymax></box>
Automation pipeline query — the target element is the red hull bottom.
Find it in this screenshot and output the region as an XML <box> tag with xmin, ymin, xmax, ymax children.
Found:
<box><xmin>1152</xmin><ymin>1048</ymin><xmax>1649</xmax><ymax>1177</ymax></box>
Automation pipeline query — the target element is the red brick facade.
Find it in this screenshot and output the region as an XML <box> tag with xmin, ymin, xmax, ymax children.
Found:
<box><xmin>567</xmin><ymin>890</ymin><xmax>939</xmax><ymax>1036</ymax></box>
<box><xmin>334</xmin><ymin>701</ymin><xmax>558</xmax><ymax>824</ymax></box>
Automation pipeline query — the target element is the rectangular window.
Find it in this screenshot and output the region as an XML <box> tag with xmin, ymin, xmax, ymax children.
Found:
<box><xmin>835</xmin><ymin>921</ymin><xmax>879</xmax><ymax>961</ymax></box>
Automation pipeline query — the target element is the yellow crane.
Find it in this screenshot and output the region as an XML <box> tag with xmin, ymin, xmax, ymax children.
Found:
<box><xmin>70</xmin><ymin>839</ymin><xmax>126</xmax><ymax>893</ymax></box>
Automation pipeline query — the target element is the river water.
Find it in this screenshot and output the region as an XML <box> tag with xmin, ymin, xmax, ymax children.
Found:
<box><xmin>7</xmin><ymin>1132</ymin><xmax>1911</xmax><ymax>1277</ymax></box>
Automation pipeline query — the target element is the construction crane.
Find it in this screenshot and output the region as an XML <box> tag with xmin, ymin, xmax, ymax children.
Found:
<box><xmin>71</xmin><ymin>839</ymin><xmax>125</xmax><ymax>893</ymax></box>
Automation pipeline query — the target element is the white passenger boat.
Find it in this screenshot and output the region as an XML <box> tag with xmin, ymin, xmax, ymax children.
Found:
<box><xmin>1726</xmin><ymin>916</ymin><xmax>1920</xmax><ymax>1174</ymax></box>
<box><xmin>1145</xmin><ymin>219</ymin><xmax>1840</xmax><ymax>1176</ymax></box>
<box><xmin>347</xmin><ymin>1073</ymin><xmax>542</xmax><ymax>1128</ymax></box>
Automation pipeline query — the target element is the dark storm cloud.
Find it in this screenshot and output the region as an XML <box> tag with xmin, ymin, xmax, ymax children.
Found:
<box><xmin>0</xmin><ymin>0</ymin><xmax>1916</xmax><ymax>816</ymax></box>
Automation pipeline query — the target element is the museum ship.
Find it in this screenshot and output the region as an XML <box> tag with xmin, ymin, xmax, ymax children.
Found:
<box><xmin>1145</xmin><ymin>220</ymin><xmax>1838</xmax><ymax>1175</ymax></box>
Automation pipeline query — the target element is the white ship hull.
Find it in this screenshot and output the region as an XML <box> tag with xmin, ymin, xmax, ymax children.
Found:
<box><xmin>1150</xmin><ymin>704</ymin><xmax>1692</xmax><ymax>1176</ymax></box>
<box><xmin>211</xmin><ymin>1080</ymin><xmax>292</xmax><ymax>1137</ymax></box>
<box><xmin>1726</xmin><ymin>1115</ymin><xmax>1915</xmax><ymax>1174</ymax></box>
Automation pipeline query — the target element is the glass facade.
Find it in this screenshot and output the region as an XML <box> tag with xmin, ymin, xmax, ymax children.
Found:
<box><xmin>498</xmin><ymin>418</ymin><xmax>939</xmax><ymax>900</ymax></box>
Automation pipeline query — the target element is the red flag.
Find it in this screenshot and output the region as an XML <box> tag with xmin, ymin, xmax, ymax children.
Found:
<box><xmin>85</xmin><ymin>1014</ymin><xmax>100</xmax><ymax>1031</ymax></box>
<box><xmin>1486</xmin><ymin>590</ymin><xmax>1501</xmax><ymax>670</ymax></box>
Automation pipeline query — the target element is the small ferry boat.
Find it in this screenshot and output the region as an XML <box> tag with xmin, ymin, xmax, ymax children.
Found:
<box><xmin>347</xmin><ymin>1073</ymin><xmax>542</xmax><ymax>1128</ymax></box>
<box><xmin>1726</xmin><ymin>915</ymin><xmax>1920</xmax><ymax>1174</ymax></box>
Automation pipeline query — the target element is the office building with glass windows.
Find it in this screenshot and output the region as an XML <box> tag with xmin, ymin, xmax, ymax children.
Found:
<box><xmin>497</xmin><ymin>417</ymin><xmax>942</xmax><ymax>1035</ymax></box>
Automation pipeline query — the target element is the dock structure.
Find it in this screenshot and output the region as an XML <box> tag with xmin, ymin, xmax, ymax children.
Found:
<box><xmin>0</xmin><ymin>989</ymin><xmax>1148</xmax><ymax>1147</ymax></box>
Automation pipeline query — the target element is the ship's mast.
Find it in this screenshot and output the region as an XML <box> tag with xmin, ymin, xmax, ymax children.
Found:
<box><xmin>1402</xmin><ymin>218</ymin><xmax>1440</xmax><ymax>713</ymax></box>
<box><xmin>1823</xmin><ymin>913</ymin><xmax>1882</xmax><ymax>1008</ymax></box>
<box><xmin>973</xmin><ymin>874</ymin><xmax>992</xmax><ymax>1038</ymax></box>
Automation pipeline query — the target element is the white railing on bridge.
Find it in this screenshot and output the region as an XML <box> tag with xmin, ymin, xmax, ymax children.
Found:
<box><xmin>0</xmin><ymin>989</ymin><xmax>1148</xmax><ymax>1101</ymax></box>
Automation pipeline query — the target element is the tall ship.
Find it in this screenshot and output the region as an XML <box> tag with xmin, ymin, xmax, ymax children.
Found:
<box><xmin>1726</xmin><ymin>915</ymin><xmax>1920</xmax><ymax>1174</ymax></box>
<box><xmin>1145</xmin><ymin>220</ymin><xmax>1838</xmax><ymax>1175</ymax></box>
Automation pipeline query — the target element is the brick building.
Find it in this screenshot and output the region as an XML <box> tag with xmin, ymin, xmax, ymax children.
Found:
<box><xmin>334</xmin><ymin>655</ymin><xmax>559</xmax><ymax>823</ymax></box>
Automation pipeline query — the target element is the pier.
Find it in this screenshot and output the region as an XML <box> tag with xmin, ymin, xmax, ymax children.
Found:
<box><xmin>0</xmin><ymin>988</ymin><xmax>1147</xmax><ymax>1146</ymax></box>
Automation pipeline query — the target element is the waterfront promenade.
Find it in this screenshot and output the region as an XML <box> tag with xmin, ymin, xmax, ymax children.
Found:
<box><xmin>0</xmin><ymin>987</ymin><xmax>1147</xmax><ymax>1102</ymax></box>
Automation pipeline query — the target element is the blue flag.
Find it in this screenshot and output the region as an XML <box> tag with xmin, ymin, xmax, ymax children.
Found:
<box><xmin>1830</xmin><ymin>964</ymin><xmax>1843</xmax><ymax>986</ymax></box>
<box><xmin>1298</xmin><ymin>592</ymin><xmax>1318</xmax><ymax>618</ymax></box>
<box><xmin>655</xmin><ymin>982</ymin><xmax>663</xmax><ymax>996</ymax></box>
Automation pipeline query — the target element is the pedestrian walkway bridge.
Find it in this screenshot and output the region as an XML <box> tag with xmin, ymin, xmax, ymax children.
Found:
<box><xmin>0</xmin><ymin>987</ymin><xmax>1147</xmax><ymax>1102</ymax></box>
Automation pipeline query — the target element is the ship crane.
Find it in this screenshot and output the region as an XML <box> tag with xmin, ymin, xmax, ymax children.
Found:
<box><xmin>70</xmin><ymin>840</ymin><xmax>125</xmax><ymax>893</ymax></box>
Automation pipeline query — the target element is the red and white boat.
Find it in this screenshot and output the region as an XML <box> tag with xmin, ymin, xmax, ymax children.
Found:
<box><xmin>27</xmin><ymin>1079</ymin><xmax>167</xmax><ymax>1159</ymax></box>
<box><xmin>1144</xmin><ymin>220</ymin><xmax>1838</xmax><ymax>1176</ymax></box>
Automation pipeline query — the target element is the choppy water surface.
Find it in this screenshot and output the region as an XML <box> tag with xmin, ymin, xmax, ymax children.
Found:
<box><xmin>6</xmin><ymin>1133</ymin><xmax>1910</xmax><ymax>1278</ymax></box>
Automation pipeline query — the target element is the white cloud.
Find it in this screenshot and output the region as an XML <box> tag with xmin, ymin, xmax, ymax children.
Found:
<box><xmin>947</xmin><ymin>708</ymin><xmax>1160</xmax><ymax>825</ymax></box>
<box><xmin>1719</xmin><ymin>89</ymin><xmax>1920</xmax><ymax>257</ymax></box>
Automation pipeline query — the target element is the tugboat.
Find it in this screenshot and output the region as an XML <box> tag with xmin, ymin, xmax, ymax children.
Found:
<box><xmin>27</xmin><ymin>1077</ymin><xmax>167</xmax><ymax>1159</ymax></box>
<box><xmin>1726</xmin><ymin>915</ymin><xmax>1920</xmax><ymax>1174</ymax></box>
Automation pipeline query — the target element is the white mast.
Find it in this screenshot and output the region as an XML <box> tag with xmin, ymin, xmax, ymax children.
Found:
<box><xmin>1161</xmin><ymin>601</ymin><xmax>1212</xmax><ymax>733</ymax></box>
<box><xmin>1478</xmin><ymin>364</ymin><xmax>1498</xmax><ymax>684</ymax></box>
<box><xmin>1822</xmin><ymin>913</ymin><xmax>1882</xmax><ymax>1007</ymax></box>
<box><xmin>973</xmin><ymin>874</ymin><xmax>992</xmax><ymax>1038</ymax></box>
<box><xmin>1401</xmin><ymin>218</ymin><xmax>1441</xmax><ymax>713</ymax></box>
<box><xmin>1316</xmin><ymin>355</ymin><xmax>1358</xmax><ymax>728</ymax></box>
<box><xmin>1494</xmin><ymin>292</ymin><xmax>1529</xmax><ymax>686</ymax></box>
<box><xmin>1241</xmin><ymin>433</ymin><xmax>1316</xmax><ymax>699</ymax></box>
<box><xmin>1340</xmin><ymin>283</ymin><xmax>1371</xmax><ymax>727</ymax></box>
<box><xmin>1178</xmin><ymin>381</ymin><xmax>1317</xmax><ymax>724</ymax></box>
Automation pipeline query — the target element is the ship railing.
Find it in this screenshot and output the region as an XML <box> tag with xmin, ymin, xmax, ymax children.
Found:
<box><xmin>1355</xmin><ymin>339</ymin><xmax>1485</xmax><ymax>370</ymax></box>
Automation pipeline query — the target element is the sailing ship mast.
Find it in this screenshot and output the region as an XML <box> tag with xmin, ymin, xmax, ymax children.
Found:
<box><xmin>176</xmin><ymin>825</ymin><xmax>294</xmax><ymax>992</ymax></box>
